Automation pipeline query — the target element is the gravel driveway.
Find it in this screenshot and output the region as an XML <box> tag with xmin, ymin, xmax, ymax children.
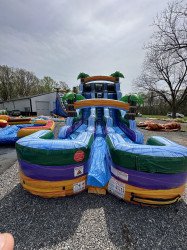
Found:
<box><xmin>0</xmin><ymin>121</ymin><xmax>187</xmax><ymax>250</ymax></box>
<box><xmin>0</xmin><ymin>146</ymin><xmax>17</xmax><ymax>174</ymax></box>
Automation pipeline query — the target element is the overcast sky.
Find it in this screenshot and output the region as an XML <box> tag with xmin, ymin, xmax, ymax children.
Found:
<box><xmin>0</xmin><ymin>0</ymin><xmax>170</xmax><ymax>94</ymax></box>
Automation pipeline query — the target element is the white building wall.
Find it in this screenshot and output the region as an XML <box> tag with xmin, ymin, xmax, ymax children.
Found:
<box><xmin>13</xmin><ymin>99</ymin><xmax>30</xmax><ymax>111</ymax></box>
<box><xmin>2</xmin><ymin>99</ymin><xmax>30</xmax><ymax>112</ymax></box>
<box><xmin>0</xmin><ymin>92</ymin><xmax>56</xmax><ymax>115</ymax></box>
<box><xmin>31</xmin><ymin>92</ymin><xmax>56</xmax><ymax>115</ymax></box>
<box><xmin>2</xmin><ymin>102</ymin><xmax>14</xmax><ymax>111</ymax></box>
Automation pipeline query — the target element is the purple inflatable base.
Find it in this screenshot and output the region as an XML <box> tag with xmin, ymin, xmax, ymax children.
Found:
<box><xmin>18</xmin><ymin>160</ymin><xmax>88</xmax><ymax>181</ymax></box>
<box><xmin>111</xmin><ymin>164</ymin><xmax>187</xmax><ymax>190</ymax></box>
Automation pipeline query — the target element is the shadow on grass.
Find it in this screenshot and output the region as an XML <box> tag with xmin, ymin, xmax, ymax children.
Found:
<box><xmin>0</xmin><ymin>185</ymin><xmax>186</xmax><ymax>250</ymax></box>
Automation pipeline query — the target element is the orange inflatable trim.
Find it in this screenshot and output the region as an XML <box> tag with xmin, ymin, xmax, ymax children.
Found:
<box><xmin>74</xmin><ymin>99</ymin><xmax>130</xmax><ymax>111</ymax></box>
<box><xmin>17</xmin><ymin>120</ymin><xmax>55</xmax><ymax>137</ymax></box>
<box><xmin>8</xmin><ymin>118</ymin><xmax>31</xmax><ymax>125</ymax></box>
<box><xmin>0</xmin><ymin>115</ymin><xmax>31</xmax><ymax>124</ymax></box>
<box><xmin>84</xmin><ymin>76</ymin><xmax>116</xmax><ymax>83</ymax></box>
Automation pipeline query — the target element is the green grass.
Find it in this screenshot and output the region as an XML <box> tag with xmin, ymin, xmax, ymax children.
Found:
<box><xmin>142</xmin><ymin>115</ymin><xmax>166</xmax><ymax>119</ymax></box>
<box><xmin>142</xmin><ymin>115</ymin><xmax>187</xmax><ymax>122</ymax></box>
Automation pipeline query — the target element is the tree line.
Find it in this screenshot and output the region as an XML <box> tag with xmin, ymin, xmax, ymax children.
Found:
<box><xmin>135</xmin><ymin>0</ymin><xmax>187</xmax><ymax>118</ymax></box>
<box><xmin>0</xmin><ymin>65</ymin><xmax>71</xmax><ymax>101</ymax></box>
<box><xmin>136</xmin><ymin>90</ymin><xmax>186</xmax><ymax>116</ymax></box>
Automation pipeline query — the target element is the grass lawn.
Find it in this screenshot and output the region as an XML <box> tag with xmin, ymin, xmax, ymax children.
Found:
<box><xmin>142</xmin><ymin>114</ymin><xmax>187</xmax><ymax>122</ymax></box>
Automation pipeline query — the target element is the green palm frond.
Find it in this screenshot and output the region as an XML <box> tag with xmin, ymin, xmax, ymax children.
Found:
<box><xmin>77</xmin><ymin>72</ymin><xmax>90</xmax><ymax>80</ymax></box>
<box><xmin>110</xmin><ymin>71</ymin><xmax>124</xmax><ymax>78</ymax></box>
<box><xmin>120</xmin><ymin>95</ymin><xmax>129</xmax><ymax>103</ymax></box>
<box><xmin>62</xmin><ymin>92</ymin><xmax>75</xmax><ymax>101</ymax></box>
<box><xmin>76</xmin><ymin>94</ymin><xmax>85</xmax><ymax>101</ymax></box>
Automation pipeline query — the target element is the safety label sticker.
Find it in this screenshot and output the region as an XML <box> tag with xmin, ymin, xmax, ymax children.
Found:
<box><xmin>74</xmin><ymin>166</ymin><xmax>84</xmax><ymax>177</ymax></box>
<box><xmin>73</xmin><ymin>181</ymin><xmax>85</xmax><ymax>193</ymax></box>
<box><xmin>108</xmin><ymin>177</ymin><xmax>125</xmax><ymax>199</ymax></box>
<box><xmin>111</xmin><ymin>166</ymin><xmax>128</xmax><ymax>182</ymax></box>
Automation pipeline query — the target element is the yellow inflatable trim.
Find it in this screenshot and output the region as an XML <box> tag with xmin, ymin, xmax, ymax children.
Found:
<box><xmin>88</xmin><ymin>186</ymin><xmax>107</xmax><ymax>195</ymax></box>
<box><xmin>108</xmin><ymin>177</ymin><xmax>185</xmax><ymax>206</ymax></box>
<box><xmin>0</xmin><ymin>115</ymin><xmax>10</xmax><ymax>121</ymax></box>
<box><xmin>17</xmin><ymin>120</ymin><xmax>55</xmax><ymax>137</ymax></box>
<box><xmin>20</xmin><ymin>171</ymin><xmax>87</xmax><ymax>198</ymax></box>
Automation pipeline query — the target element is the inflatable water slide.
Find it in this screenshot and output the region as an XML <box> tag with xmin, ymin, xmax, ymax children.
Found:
<box><xmin>16</xmin><ymin>75</ymin><xmax>187</xmax><ymax>206</ymax></box>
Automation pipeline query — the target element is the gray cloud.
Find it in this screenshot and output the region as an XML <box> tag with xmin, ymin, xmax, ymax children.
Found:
<box><xmin>0</xmin><ymin>0</ymin><xmax>170</xmax><ymax>93</ymax></box>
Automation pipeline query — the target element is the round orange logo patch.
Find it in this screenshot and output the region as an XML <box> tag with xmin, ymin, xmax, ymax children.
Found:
<box><xmin>74</xmin><ymin>150</ymin><xmax>85</xmax><ymax>162</ymax></box>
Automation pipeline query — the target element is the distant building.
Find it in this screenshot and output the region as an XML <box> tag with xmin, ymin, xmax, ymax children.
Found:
<box><xmin>0</xmin><ymin>92</ymin><xmax>56</xmax><ymax>116</ymax></box>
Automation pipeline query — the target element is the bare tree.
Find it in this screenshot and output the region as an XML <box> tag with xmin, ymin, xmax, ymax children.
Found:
<box><xmin>59</xmin><ymin>81</ymin><xmax>70</xmax><ymax>92</ymax></box>
<box><xmin>149</xmin><ymin>0</ymin><xmax>187</xmax><ymax>53</ymax></box>
<box><xmin>135</xmin><ymin>0</ymin><xmax>187</xmax><ymax>118</ymax></box>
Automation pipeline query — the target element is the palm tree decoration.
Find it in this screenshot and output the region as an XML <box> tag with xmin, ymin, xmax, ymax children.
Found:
<box><xmin>77</xmin><ymin>72</ymin><xmax>90</xmax><ymax>80</ymax></box>
<box><xmin>120</xmin><ymin>95</ymin><xmax>129</xmax><ymax>103</ymax></box>
<box><xmin>110</xmin><ymin>71</ymin><xmax>124</xmax><ymax>79</ymax></box>
<box><xmin>120</xmin><ymin>94</ymin><xmax>144</xmax><ymax>105</ymax></box>
<box><xmin>62</xmin><ymin>92</ymin><xmax>85</xmax><ymax>102</ymax></box>
<box><xmin>75</xmin><ymin>94</ymin><xmax>85</xmax><ymax>101</ymax></box>
<box><xmin>62</xmin><ymin>92</ymin><xmax>75</xmax><ymax>101</ymax></box>
<box><xmin>120</xmin><ymin>94</ymin><xmax>144</xmax><ymax>120</ymax></box>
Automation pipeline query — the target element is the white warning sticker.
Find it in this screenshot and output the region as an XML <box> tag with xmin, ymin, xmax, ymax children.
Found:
<box><xmin>111</xmin><ymin>166</ymin><xmax>128</xmax><ymax>182</ymax></box>
<box><xmin>74</xmin><ymin>166</ymin><xmax>84</xmax><ymax>177</ymax></box>
<box><xmin>108</xmin><ymin>177</ymin><xmax>125</xmax><ymax>199</ymax></box>
<box><xmin>73</xmin><ymin>181</ymin><xmax>85</xmax><ymax>193</ymax></box>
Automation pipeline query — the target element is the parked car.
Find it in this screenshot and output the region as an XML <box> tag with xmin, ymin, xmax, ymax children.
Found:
<box><xmin>167</xmin><ymin>112</ymin><xmax>184</xmax><ymax>118</ymax></box>
<box><xmin>10</xmin><ymin>110</ymin><xmax>21</xmax><ymax>116</ymax></box>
